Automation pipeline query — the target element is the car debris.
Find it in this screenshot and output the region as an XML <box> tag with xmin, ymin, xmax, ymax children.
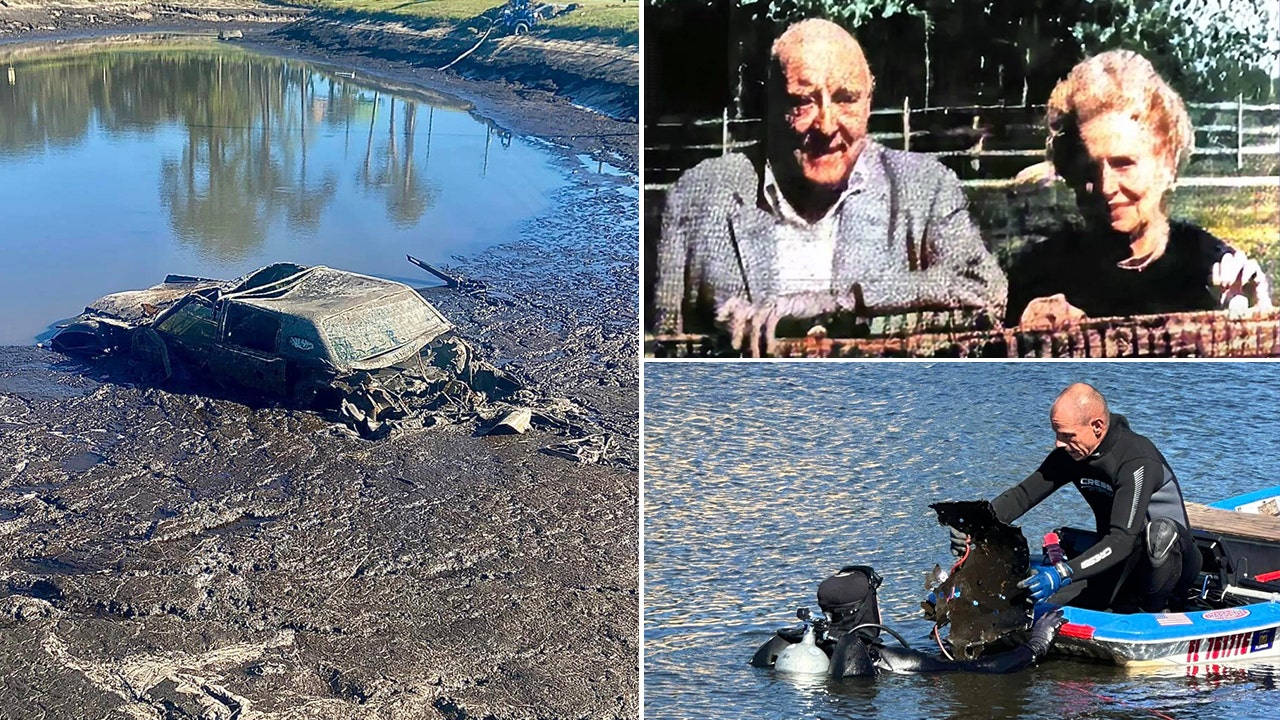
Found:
<box><xmin>406</xmin><ymin>254</ymin><xmax>515</xmax><ymax>305</ymax></box>
<box><xmin>486</xmin><ymin>408</ymin><xmax>533</xmax><ymax>435</ymax></box>
<box><xmin>541</xmin><ymin>434</ymin><xmax>611</xmax><ymax>464</ymax></box>
<box><xmin>46</xmin><ymin>262</ymin><xmax>591</xmax><ymax>445</ymax></box>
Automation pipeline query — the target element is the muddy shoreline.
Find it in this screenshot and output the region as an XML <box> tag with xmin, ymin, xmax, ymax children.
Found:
<box><xmin>0</xmin><ymin>1</ymin><xmax>638</xmax><ymax>169</ymax></box>
<box><xmin>0</xmin><ymin>3</ymin><xmax>639</xmax><ymax>718</ymax></box>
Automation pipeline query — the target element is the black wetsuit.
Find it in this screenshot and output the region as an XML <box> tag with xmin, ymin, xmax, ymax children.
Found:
<box><xmin>830</xmin><ymin>634</ymin><xmax>1037</xmax><ymax>676</ymax></box>
<box><xmin>750</xmin><ymin>628</ymin><xmax>1041</xmax><ymax>677</ymax></box>
<box><xmin>992</xmin><ymin>414</ymin><xmax>1201</xmax><ymax>612</ymax></box>
<box><xmin>1004</xmin><ymin>220</ymin><xmax>1237</xmax><ymax>326</ymax></box>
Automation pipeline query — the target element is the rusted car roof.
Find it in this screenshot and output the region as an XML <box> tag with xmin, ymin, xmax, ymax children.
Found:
<box><xmin>55</xmin><ymin>263</ymin><xmax>453</xmax><ymax>375</ymax></box>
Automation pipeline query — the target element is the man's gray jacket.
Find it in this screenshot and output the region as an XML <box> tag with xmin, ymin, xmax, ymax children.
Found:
<box><xmin>653</xmin><ymin>144</ymin><xmax>1008</xmax><ymax>334</ymax></box>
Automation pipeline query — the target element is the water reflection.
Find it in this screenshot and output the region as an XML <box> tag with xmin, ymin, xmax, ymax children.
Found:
<box><xmin>0</xmin><ymin>43</ymin><xmax>578</xmax><ymax>344</ymax></box>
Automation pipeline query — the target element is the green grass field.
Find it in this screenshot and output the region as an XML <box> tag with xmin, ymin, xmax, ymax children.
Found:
<box><xmin>542</xmin><ymin>0</ymin><xmax>638</xmax><ymax>34</ymax></box>
<box><xmin>281</xmin><ymin>0</ymin><xmax>638</xmax><ymax>34</ymax></box>
<box><xmin>1171</xmin><ymin>185</ymin><xmax>1280</xmax><ymax>271</ymax></box>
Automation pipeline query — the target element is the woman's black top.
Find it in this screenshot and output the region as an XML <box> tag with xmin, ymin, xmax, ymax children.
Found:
<box><xmin>1004</xmin><ymin>220</ymin><xmax>1235</xmax><ymax>327</ymax></box>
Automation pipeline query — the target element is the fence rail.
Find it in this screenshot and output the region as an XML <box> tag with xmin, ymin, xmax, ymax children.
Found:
<box><xmin>645</xmin><ymin>97</ymin><xmax>1280</xmax><ymax>190</ymax></box>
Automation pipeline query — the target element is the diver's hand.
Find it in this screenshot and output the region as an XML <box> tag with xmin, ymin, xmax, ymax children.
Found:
<box><xmin>1019</xmin><ymin>294</ymin><xmax>1087</xmax><ymax>330</ymax></box>
<box><xmin>1213</xmin><ymin>250</ymin><xmax>1273</xmax><ymax>313</ymax></box>
<box><xmin>1018</xmin><ymin>562</ymin><xmax>1072</xmax><ymax>603</ymax></box>
<box><xmin>1028</xmin><ymin>608</ymin><xmax>1066</xmax><ymax>660</ymax></box>
<box><xmin>948</xmin><ymin>526</ymin><xmax>969</xmax><ymax>557</ymax></box>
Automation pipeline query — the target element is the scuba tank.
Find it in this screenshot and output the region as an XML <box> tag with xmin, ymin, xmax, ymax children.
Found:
<box><xmin>774</xmin><ymin>623</ymin><xmax>831</xmax><ymax>674</ymax></box>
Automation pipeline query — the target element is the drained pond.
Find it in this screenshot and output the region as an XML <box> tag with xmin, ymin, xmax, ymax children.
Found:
<box><xmin>0</xmin><ymin>34</ymin><xmax>640</xmax><ymax>719</ymax></box>
<box><xmin>0</xmin><ymin>40</ymin><xmax>631</xmax><ymax>345</ymax></box>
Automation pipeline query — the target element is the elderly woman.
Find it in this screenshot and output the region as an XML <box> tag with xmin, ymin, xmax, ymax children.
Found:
<box><xmin>1006</xmin><ymin>50</ymin><xmax>1272</xmax><ymax>328</ymax></box>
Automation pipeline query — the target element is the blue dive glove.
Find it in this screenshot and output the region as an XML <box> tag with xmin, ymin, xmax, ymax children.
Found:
<box><xmin>1019</xmin><ymin>562</ymin><xmax>1072</xmax><ymax>602</ymax></box>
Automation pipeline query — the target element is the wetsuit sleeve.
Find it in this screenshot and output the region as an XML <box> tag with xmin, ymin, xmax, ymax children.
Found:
<box><xmin>1065</xmin><ymin>457</ymin><xmax>1159</xmax><ymax>580</ymax></box>
<box><xmin>953</xmin><ymin>646</ymin><xmax>1036</xmax><ymax>673</ymax></box>
<box><xmin>991</xmin><ymin>453</ymin><xmax>1072</xmax><ymax>525</ymax></box>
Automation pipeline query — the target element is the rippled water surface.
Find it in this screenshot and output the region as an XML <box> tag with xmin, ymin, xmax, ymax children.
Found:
<box><xmin>645</xmin><ymin>363</ymin><xmax>1280</xmax><ymax>719</ymax></box>
<box><xmin>0</xmin><ymin>42</ymin><xmax>629</xmax><ymax>344</ymax></box>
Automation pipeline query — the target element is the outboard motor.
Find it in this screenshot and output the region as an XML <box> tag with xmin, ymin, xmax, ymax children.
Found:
<box><xmin>817</xmin><ymin>565</ymin><xmax>882</xmax><ymax>641</ymax></box>
<box><xmin>773</xmin><ymin>609</ymin><xmax>831</xmax><ymax>674</ymax></box>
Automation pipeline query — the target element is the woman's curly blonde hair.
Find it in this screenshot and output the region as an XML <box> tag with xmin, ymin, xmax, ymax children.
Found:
<box><xmin>1046</xmin><ymin>50</ymin><xmax>1194</xmax><ymax>188</ymax></box>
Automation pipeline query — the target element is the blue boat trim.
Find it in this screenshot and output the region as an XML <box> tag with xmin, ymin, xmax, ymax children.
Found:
<box><xmin>1207</xmin><ymin>485</ymin><xmax>1280</xmax><ymax>511</ymax></box>
<box><xmin>1051</xmin><ymin>602</ymin><xmax>1280</xmax><ymax>643</ymax></box>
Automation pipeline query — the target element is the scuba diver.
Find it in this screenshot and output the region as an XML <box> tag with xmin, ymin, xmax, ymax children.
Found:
<box><xmin>954</xmin><ymin>383</ymin><xmax>1203</xmax><ymax>613</ymax></box>
<box><xmin>750</xmin><ymin>566</ymin><xmax>1065</xmax><ymax>677</ymax></box>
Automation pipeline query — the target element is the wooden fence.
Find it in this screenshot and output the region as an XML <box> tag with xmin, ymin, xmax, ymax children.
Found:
<box><xmin>644</xmin><ymin>98</ymin><xmax>1280</xmax><ymax>190</ymax></box>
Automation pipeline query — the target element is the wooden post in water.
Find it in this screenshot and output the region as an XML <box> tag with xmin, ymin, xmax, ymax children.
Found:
<box><xmin>902</xmin><ymin>97</ymin><xmax>910</xmax><ymax>151</ymax></box>
<box><xmin>424</xmin><ymin>106</ymin><xmax>433</xmax><ymax>171</ymax></box>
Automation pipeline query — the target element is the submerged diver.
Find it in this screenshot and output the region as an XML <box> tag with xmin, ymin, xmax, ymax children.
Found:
<box><xmin>750</xmin><ymin>566</ymin><xmax>1065</xmax><ymax>677</ymax></box>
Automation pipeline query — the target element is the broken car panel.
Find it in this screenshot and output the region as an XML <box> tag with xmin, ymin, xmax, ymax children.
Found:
<box><xmin>54</xmin><ymin>263</ymin><xmax>451</xmax><ymax>386</ymax></box>
<box><xmin>50</xmin><ymin>261</ymin><xmax>616</xmax><ymax>459</ymax></box>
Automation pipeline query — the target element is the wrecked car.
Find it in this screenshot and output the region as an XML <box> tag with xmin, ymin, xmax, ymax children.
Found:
<box><xmin>50</xmin><ymin>262</ymin><xmax>517</xmax><ymax>435</ymax></box>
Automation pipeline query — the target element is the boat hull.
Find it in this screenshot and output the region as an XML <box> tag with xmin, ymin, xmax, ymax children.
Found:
<box><xmin>1051</xmin><ymin>600</ymin><xmax>1280</xmax><ymax>667</ymax></box>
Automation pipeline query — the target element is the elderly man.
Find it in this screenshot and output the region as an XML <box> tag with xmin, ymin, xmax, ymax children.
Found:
<box><xmin>955</xmin><ymin>383</ymin><xmax>1202</xmax><ymax>613</ymax></box>
<box><xmin>653</xmin><ymin>18</ymin><xmax>1007</xmax><ymax>351</ymax></box>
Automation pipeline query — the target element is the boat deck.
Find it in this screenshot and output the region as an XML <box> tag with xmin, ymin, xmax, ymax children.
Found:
<box><xmin>1187</xmin><ymin>502</ymin><xmax>1280</xmax><ymax>543</ymax></box>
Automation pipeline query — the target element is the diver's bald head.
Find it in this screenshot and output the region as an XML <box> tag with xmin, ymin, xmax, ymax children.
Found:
<box><xmin>1049</xmin><ymin>383</ymin><xmax>1110</xmax><ymax>460</ymax></box>
<box><xmin>1052</xmin><ymin>383</ymin><xmax>1108</xmax><ymax>424</ymax></box>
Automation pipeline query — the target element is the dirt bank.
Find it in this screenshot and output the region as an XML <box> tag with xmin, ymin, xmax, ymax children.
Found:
<box><xmin>0</xmin><ymin>0</ymin><xmax>638</xmax><ymax>167</ymax></box>
<box><xmin>0</xmin><ymin>4</ymin><xmax>639</xmax><ymax>718</ymax></box>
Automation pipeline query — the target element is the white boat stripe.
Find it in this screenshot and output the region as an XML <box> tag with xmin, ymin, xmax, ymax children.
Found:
<box><xmin>1128</xmin><ymin>466</ymin><xmax>1144</xmax><ymax>528</ymax></box>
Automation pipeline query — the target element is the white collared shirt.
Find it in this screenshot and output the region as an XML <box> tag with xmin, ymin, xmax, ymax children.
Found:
<box><xmin>762</xmin><ymin>145</ymin><xmax>875</xmax><ymax>294</ymax></box>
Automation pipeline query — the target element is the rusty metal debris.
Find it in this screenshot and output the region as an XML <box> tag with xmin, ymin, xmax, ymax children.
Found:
<box><xmin>926</xmin><ymin>501</ymin><xmax>1031</xmax><ymax>660</ymax></box>
<box><xmin>541</xmin><ymin>433</ymin><xmax>611</xmax><ymax>464</ymax></box>
<box><xmin>406</xmin><ymin>254</ymin><xmax>488</xmax><ymax>296</ymax></box>
<box><xmin>48</xmin><ymin>264</ymin><xmax>549</xmax><ymax>440</ymax></box>
<box><xmin>486</xmin><ymin>408</ymin><xmax>533</xmax><ymax>435</ymax></box>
